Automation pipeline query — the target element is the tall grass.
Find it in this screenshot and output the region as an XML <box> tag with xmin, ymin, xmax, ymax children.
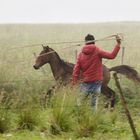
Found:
<box><xmin>75</xmin><ymin>104</ymin><xmax>102</xmax><ymax>137</ymax></box>
<box><xmin>49</xmin><ymin>87</ymin><xmax>76</xmax><ymax>134</ymax></box>
<box><xmin>0</xmin><ymin>109</ymin><xmax>11</xmax><ymax>133</ymax></box>
<box><xmin>17</xmin><ymin>107</ymin><xmax>42</xmax><ymax>131</ymax></box>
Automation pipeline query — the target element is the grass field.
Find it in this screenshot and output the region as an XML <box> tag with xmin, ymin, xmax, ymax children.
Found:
<box><xmin>0</xmin><ymin>22</ymin><xmax>140</xmax><ymax>140</ymax></box>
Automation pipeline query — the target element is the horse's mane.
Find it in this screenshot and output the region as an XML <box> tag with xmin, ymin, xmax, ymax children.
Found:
<box><xmin>49</xmin><ymin>48</ymin><xmax>74</xmax><ymax>73</ymax></box>
<box><xmin>61</xmin><ymin>59</ymin><xmax>74</xmax><ymax>68</ymax></box>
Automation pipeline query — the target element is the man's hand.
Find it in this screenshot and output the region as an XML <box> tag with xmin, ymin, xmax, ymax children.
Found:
<box><xmin>116</xmin><ymin>35</ymin><xmax>121</xmax><ymax>44</ymax></box>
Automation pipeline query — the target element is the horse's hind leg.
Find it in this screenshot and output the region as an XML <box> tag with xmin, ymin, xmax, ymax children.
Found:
<box><xmin>101</xmin><ymin>86</ymin><xmax>116</xmax><ymax>109</ymax></box>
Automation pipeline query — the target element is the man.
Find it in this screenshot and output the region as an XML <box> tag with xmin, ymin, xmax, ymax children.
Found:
<box><xmin>72</xmin><ymin>34</ymin><xmax>121</xmax><ymax>110</ymax></box>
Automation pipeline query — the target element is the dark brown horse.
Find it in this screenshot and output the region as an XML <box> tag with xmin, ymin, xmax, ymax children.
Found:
<box><xmin>33</xmin><ymin>45</ymin><xmax>140</xmax><ymax>108</ymax></box>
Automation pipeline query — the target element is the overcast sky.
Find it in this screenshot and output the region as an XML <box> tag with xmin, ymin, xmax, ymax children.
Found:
<box><xmin>0</xmin><ymin>0</ymin><xmax>140</xmax><ymax>23</ymax></box>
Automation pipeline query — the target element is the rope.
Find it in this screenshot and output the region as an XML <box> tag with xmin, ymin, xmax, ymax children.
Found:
<box><xmin>0</xmin><ymin>60</ymin><xmax>31</xmax><ymax>65</ymax></box>
<box><xmin>0</xmin><ymin>76</ymin><xmax>117</xmax><ymax>84</ymax></box>
<box><xmin>0</xmin><ymin>79</ymin><xmax>55</xmax><ymax>84</ymax></box>
<box><xmin>9</xmin><ymin>33</ymin><xmax>123</xmax><ymax>50</ymax></box>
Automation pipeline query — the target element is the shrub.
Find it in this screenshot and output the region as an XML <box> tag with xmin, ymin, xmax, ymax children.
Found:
<box><xmin>75</xmin><ymin>103</ymin><xmax>102</xmax><ymax>138</ymax></box>
<box><xmin>0</xmin><ymin>109</ymin><xmax>11</xmax><ymax>133</ymax></box>
<box><xmin>17</xmin><ymin>104</ymin><xmax>42</xmax><ymax>131</ymax></box>
<box><xmin>49</xmin><ymin>88</ymin><xmax>75</xmax><ymax>135</ymax></box>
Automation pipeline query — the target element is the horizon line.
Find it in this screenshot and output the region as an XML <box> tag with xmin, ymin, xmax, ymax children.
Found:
<box><xmin>0</xmin><ymin>20</ymin><xmax>140</xmax><ymax>25</ymax></box>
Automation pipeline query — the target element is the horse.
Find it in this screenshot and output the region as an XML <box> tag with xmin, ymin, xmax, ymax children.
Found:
<box><xmin>33</xmin><ymin>45</ymin><xmax>140</xmax><ymax>108</ymax></box>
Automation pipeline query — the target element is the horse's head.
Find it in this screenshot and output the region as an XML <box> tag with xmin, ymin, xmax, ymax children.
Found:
<box><xmin>33</xmin><ymin>45</ymin><xmax>52</xmax><ymax>70</ymax></box>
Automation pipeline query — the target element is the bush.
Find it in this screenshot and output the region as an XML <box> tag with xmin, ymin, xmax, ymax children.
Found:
<box><xmin>0</xmin><ymin>109</ymin><xmax>11</xmax><ymax>133</ymax></box>
<box><xmin>49</xmin><ymin>88</ymin><xmax>76</xmax><ymax>135</ymax></box>
<box><xmin>75</xmin><ymin>103</ymin><xmax>102</xmax><ymax>138</ymax></box>
<box><xmin>17</xmin><ymin>104</ymin><xmax>42</xmax><ymax>131</ymax></box>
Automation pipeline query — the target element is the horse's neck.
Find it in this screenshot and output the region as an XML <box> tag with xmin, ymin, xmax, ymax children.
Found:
<box><xmin>49</xmin><ymin>54</ymin><xmax>64</xmax><ymax>80</ymax></box>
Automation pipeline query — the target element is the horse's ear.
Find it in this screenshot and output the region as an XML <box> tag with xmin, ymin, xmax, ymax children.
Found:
<box><xmin>42</xmin><ymin>44</ymin><xmax>49</xmax><ymax>51</ymax></box>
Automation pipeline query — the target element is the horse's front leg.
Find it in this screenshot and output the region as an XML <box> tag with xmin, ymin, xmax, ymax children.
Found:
<box><xmin>40</xmin><ymin>85</ymin><xmax>57</xmax><ymax>108</ymax></box>
<box><xmin>40</xmin><ymin>81</ymin><xmax>63</xmax><ymax>108</ymax></box>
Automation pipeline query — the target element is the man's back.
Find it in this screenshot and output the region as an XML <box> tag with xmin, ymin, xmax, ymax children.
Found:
<box><xmin>73</xmin><ymin>43</ymin><xmax>120</xmax><ymax>83</ymax></box>
<box><xmin>78</xmin><ymin>44</ymin><xmax>103</xmax><ymax>82</ymax></box>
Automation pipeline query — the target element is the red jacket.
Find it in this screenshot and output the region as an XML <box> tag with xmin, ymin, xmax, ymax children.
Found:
<box><xmin>72</xmin><ymin>44</ymin><xmax>120</xmax><ymax>84</ymax></box>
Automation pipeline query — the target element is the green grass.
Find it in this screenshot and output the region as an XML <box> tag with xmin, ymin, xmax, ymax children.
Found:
<box><xmin>0</xmin><ymin>22</ymin><xmax>140</xmax><ymax>139</ymax></box>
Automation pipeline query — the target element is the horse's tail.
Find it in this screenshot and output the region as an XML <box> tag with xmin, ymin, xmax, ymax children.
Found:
<box><xmin>109</xmin><ymin>65</ymin><xmax>140</xmax><ymax>83</ymax></box>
